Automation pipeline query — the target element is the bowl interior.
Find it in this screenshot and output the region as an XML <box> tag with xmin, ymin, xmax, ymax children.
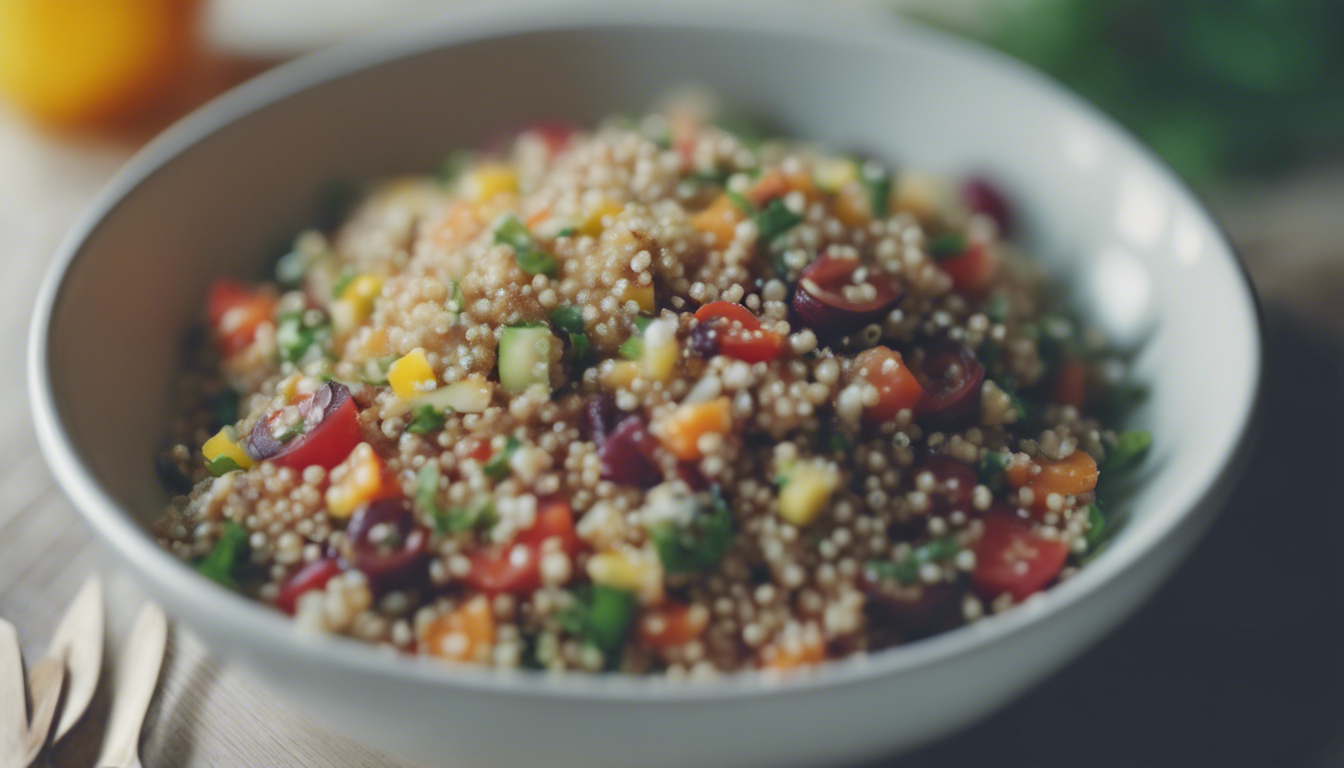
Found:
<box><xmin>36</xmin><ymin>9</ymin><xmax>1258</xmax><ymax>677</ymax></box>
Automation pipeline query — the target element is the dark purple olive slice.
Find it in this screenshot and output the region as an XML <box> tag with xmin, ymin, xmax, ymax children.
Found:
<box><xmin>344</xmin><ymin>496</ymin><xmax>430</xmax><ymax>591</ymax></box>
<box><xmin>860</xmin><ymin>578</ymin><xmax>960</xmax><ymax>639</ymax></box>
<box><xmin>249</xmin><ymin>381</ymin><xmax>353</xmax><ymax>461</ymax></box>
<box><xmin>688</xmin><ymin>321</ymin><xmax>722</xmax><ymax>358</ymax></box>
<box><xmin>598</xmin><ymin>415</ymin><xmax>663</xmax><ymax>489</ymax></box>
<box><xmin>912</xmin><ymin>455</ymin><xmax>979</xmax><ymax>517</ymax></box>
<box><xmin>584</xmin><ymin>394</ymin><xmax>620</xmax><ymax>445</ymax></box>
<box><xmin>791</xmin><ymin>253</ymin><xmax>903</xmax><ymax>339</ymax></box>
<box><xmin>915</xmin><ymin>344</ymin><xmax>985</xmax><ymax>430</ymax></box>
<box><xmin>961</xmin><ymin>177</ymin><xmax>1013</xmax><ymax>235</ymax></box>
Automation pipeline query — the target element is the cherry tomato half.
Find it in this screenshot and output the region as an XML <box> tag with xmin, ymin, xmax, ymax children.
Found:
<box><xmin>466</xmin><ymin>500</ymin><xmax>581</xmax><ymax>595</ymax></box>
<box><xmin>693</xmin><ymin>301</ymin><xmax>785</xmax><ymax>363</ymax></box>
<box><xmin>207</xmin><ymin>279</ymin><xmax>276</xmax><ymax>357</ymax></box>
<box><xmin>972</xmin><ymin>512</ymin><xmax>1068</xmax><ymax>602</ymax></box>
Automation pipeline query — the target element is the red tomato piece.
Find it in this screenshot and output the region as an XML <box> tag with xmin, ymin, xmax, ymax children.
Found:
<box><xmin>466</xmin><ymin>500</ymin><xmax>580</xmax><ymax>595</ymax></box>
<box><xmin>269</xmin><ymin>395</ymin><xmax>363</xmax><ymax>471</ymax></box>
<box><xmin>937</xmin><ymin>242</ymin><xmax>998</xmax><ymax>294</ymax></box>
<box><xmin>275</xmin><ymin>558</ymin><xmax>343</xmax><ymax>615</ymax></box>
<box><xmin>207</xmin><ymin>279</ymin><xmax>276</xmax><ymax>357</ymax></box>
<box><xmin>972</xmin><ymin>513</ymin><xmax>1069</xmax><ymax>602</ymax></box>
<box><xmin>853</xmin><ymin>346</ymin><xmax>925</xmax><ymax>422</ymax></box>
<box><xmin>1051</xmin><ymin>358</ymin><xmax>1089</xmax><ymax>410</ymax></box>
<box><xmin>693</xmin><ymin>301</ymin><xmax>785</xmax><ymax>363</ymax></box>
<box><xmin>529</xmin><ymin>120</ymin><xmax>578</xmax><ymax>155</ymax></box>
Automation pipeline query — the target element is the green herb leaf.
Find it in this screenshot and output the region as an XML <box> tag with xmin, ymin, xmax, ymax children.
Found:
<box><xmin>448</xmin><ymin>281</ymin><xmax>464</xmax><ymax>320</ymax></box>
<box><xmin>1085</xmin><ymin>502</ymin><xmax>1106</xmax><ymax>549</ymax></box>
<box><xmin>407</xmin><ymin>404</ymin><xmax>447</xmax><ymax>435</ymax></box>
<box><xmin>685</xmin><ymin>167</ymin><xmax>733</xmax><ymax>189</ymax></box>
<box><xmin>977</xmin><ymin>451</ymin><xmax>1009</xmax><ymax>490</ymax></box>
<box><xmin>858</xmin><ymin>160</ymin><xmax>892</xmax><ymax>218</ymax></box>
<box><xmin>1101</xmin><ymin>430</ymin><xmax>1152</xmax><ymax>476</ymax></box>
<box><xmin>484</xmin><ymin>435</ymin><xmax>522</xmax><ymax>480</ymax></box>
<box><xmin>495</xmin><ymin>215</ymin><xmax>558</xmax><ymax>277</ymax></box>
<box><xmin>1099</xmin><ymin>380</ymin><xmax>1149</xmax><ymax>423</ymax></box>
<box><xmin>754</xmin><ymin>198</ymin><xmax>803</xmax><ymax>242</ymax></box>
<box><xmin>276</xmin><ymin>311</ymin><xmax>333</xmax><ymax>365</ymax></box>
<box><xmin>437</xmin><ymin>149</ymin><xmax>473</xmax><ymax>186</ymax></box>
<box><xmin>928</xmin><ymin>234</ymin><xmax>967</xmax><ymax>261</ymax></box>
<box><xmin>568</xmin><ymin>332</ymin><xmax>592</xmax><ymax>372</ymax></box>
<box><xmin>207</xmin><ymin>455</ymin><xmax>244</xmax><ymax>477</ymax></box>
<box><xmin>549</xmin><ymin>305</ymin><xmax>585</xmax><ymax>335</ymax></box>
<box><xmin>559</xmin><ymin>585</ymin><xmax>637</xmax><ymax>653</ymax></box>
<box><xmin>867</xmin><ymin>537</ymin><xmax>962</xmax><ymax>585</ymax></box>
<box><xmin>416</xmin><ymin>463</ymin><xmax>441</xmax><ymax>517</ymax></box>
<box><xmin>985</xmin><ymin>294</ymin><xmax>1010</xmax><ymax>324</ymax></box>
<box><xmin>196</xmin><ymin>520</ymin><xmax>249</xmax><ymax>588</ymax></box>
<box><xmin>330</xmin><ymin>269</ymin><xmax>356</xmax><ymax>299</ymax></box>
<box><xmin>651</xmin><ymin>491</ymin><xmax>735</xmax><ymax>574</ymax></box>
<box><xmin>273</xmin><ymin>248</ymin><xmax>308</xmax><ymax>289</ymax></box>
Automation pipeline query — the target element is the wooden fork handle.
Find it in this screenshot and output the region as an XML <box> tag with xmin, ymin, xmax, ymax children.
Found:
<box><xmin>96</xmin><ymin>604</ymin><xmax>167</xmax><ymax>768</ymax></box>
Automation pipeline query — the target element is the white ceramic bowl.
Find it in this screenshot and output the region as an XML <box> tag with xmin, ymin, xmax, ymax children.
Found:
<box><xmin>29</xmin><ymin>3</ymin><xmax>1262</xmax><ymax>767</ymax></box>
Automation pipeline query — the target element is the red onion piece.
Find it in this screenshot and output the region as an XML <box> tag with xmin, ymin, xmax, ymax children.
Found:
<box><xmin>599</xmin><ymin>415</ymin><xmax>663</xmax><ymax>488</ymax></box>
<box><xmin>344</xmin><ymin>497</ymin><xmax>430</xmax><ymax>592</ymax></box>
<box><xmin>915</xmin><ymin>344</ymin><xmax>985</xmax><ymax>430</ymax></box>
<box><xmin>791</xmin><ymin>253</ymin><xmax>903</xmax><ymax>339</ymax></box>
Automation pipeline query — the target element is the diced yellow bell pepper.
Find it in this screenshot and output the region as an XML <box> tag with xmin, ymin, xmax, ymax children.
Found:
<box><xmin>466</xmin><ymin>164</ymin><xmax>519</xmax><ymax>202</ymax></box>
<box><xmin>778</xmin><ymin>460</ymin><xmax>840</xmax><ymax>527</ymax></box>
<box><xmin>601</xmin><ymin>360</ymin><xmax>641</xmax><ymax>391</ymax></box>
<box><xmin>812</xmin><ymin>157</ymin><xmax>858</xmax><ymax>193</ymax></box>
<box><xmin>325</xmin><ymin>443</ymin><xmax>385</xmax><ymax>518</ymax></box>
<box><xmin>587</xmin><ymin>548</ymin><xmax>661</xmax><ymax>603</ymax></box>
<box><xmin>202</xmin><ymin>427</ymin><xmax>255</xmax><ymax>470</ymax></box>
<box><xmin>581</xmin><ymin>200</ymin><xmax>624</xmax><ymax>237</ymax></box>
<box><xmin>388</xmin><ymin>348</ymin><xmax>438</xmax><ymax>400</ymax></box>
<box><xmin>639</xmin><ymin>319</ymin><xmax>679</xmax><ymax>382</ymax></box>
<box><xmin>622</xmin><ymin>283</ymin><xmax>656</xmax><ymax>313</ymax></box>
<box><xmin>339</xmin><ymin>274</ymin><xmax>384</xmax><ymax>325</ymax></box>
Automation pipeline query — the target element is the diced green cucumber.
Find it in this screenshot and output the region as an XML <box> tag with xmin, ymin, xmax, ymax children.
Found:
<box><xmin>416</xmin><ymin>375</ymin><xmax>493</xmax><ymax>413</ymax></box>
<box><xmin>498</xmin><ymin>326</ymin><xmax>555</xmax><ymax>394</ymax></box>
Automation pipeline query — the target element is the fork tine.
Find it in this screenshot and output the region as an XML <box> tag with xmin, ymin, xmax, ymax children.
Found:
<box><xmin>1</xmin><ymin>618</ymin><xmax>27</xmax><ymax>763</ymax></box>
<box><xmin>22</xmin><ymin>656</ymin><xmax>65</xmax><ymax>766</ymax></box>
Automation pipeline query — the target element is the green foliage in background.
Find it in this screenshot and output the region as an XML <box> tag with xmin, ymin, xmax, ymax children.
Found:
<box><xmin>914</xmin><ymin>0</ymin><xmax>1344</xmax><ymax>184</ymax></box>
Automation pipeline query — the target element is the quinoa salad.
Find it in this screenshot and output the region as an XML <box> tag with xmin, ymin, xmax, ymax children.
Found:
<box><xmin>156</xmin><ymin>101</ymin><xmax>1151</xmax><ymax>677</ymax></box>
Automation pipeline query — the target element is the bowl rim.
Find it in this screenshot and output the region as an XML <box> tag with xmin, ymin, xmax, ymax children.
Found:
<box><xmin>28</xmin><ymin>0</ymin><xmax>1264</xmax><ymax>701</ymax></box>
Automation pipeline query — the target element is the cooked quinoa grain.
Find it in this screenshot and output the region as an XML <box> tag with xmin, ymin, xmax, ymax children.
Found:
<box><xmin>157</xmin><ymin>103</ymin><xmax>1150</xmax><ymax>675</ymax></box>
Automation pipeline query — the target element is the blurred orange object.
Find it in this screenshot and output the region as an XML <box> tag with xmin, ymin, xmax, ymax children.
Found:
<box><xmin>0</xmin><ymin>0</ymin><xmax>199</xmax><ymax>128</ymax></box>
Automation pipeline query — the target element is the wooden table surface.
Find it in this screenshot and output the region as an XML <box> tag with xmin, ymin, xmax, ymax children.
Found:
<box><xmin>2</xmin><ymin>98</ymin><xmax>1341</xmax><ymax>767</ymax></box>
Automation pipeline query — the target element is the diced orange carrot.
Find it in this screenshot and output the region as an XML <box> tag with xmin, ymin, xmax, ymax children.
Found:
<box><xmin>659</xmin><ymin>397</ymin><xmax>733</xmax><ymax>460</ymax></box>
<box><xmin>832</xmin><ymin>184</ymin><xmax>872</xmax><ymax>227</ymax></box>
<box><xmin>761</xmin><ymin>635</ymin><xmax>826</xmax><ymax>670</ymax></box>
<box><xmin>1029</xmin><ymin>450</ymin><xmax>1099</xmax><ymax>501</ymax></box>
<box><xmin>424</xmin><ymin>595</ymin><xmax>496</xmax><ymax>663</ymax></box>
<box><xmin>853</xmin><ymin>346</ymin><xmax>925</xmax><ymax>422</ymax></box>
<box><xmin>690</xmin><ymin>194</ymin><xmax>748</xmax><ymax>250</ymax></box>
<box><xmin>430</xmin><ymin>200</ymin><xmax>484</xmax><ymax>251</ymax></box>
<box><xmin>747</xmin><ymin>170</ymin><xmax>817</xmax><ymax>207</ymax></box>
<box><xmin>1005</xmin><ymin>457</ymin><xmax>1035</xmax><ymax>489</ymax></box>
<box><xmin>638</xmin><ymin>602</ymin><xmax>709</xmax><ymax>649</ymax></box>
<box><xmin>525</xmin><ymin>206</ymin><xmax>551</xmax><ymax>230</ymax></box>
